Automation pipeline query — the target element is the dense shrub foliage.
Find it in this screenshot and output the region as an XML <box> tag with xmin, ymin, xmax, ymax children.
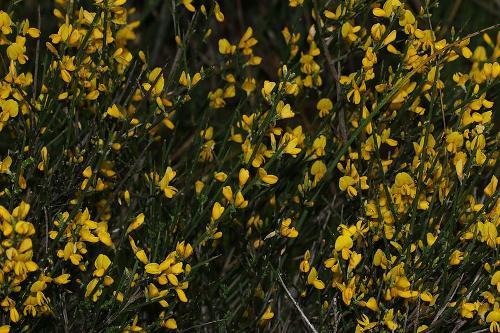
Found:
<box><xmin>0</xmin><ymin>0</ymin><xmax>498</xmax><ymax>332</ymax></box>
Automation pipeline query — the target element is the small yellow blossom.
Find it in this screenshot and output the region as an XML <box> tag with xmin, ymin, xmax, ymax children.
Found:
<box><xmin>307</xmin><ymin>267</ymin><xmax>325</xmax><ymax>289</ymax></box>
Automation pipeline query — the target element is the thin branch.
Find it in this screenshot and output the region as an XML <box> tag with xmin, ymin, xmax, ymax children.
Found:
<box><xmin>428</xmin><ymin>274</ymin><xmax>463</xmax><ymax>330</ymax></box>
<box><xmin>180</xmin><ymin>319</ymin><xmax>226</xmax><ymax>332</ymax></box>
<box><xmin>277</xmin><ymin>273</ymin><xmax>319</xmax><ymax>333</ymax></box>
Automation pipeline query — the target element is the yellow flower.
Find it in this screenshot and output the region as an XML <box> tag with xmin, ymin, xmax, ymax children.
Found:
<box><xmin>341</xmin><ymin>73</ymin><xmax>366</xmax><ymax>104</ymax></box>
<box><xmin>58</xmin><ymin>241</ymin><xmax>83</xmax><ymax>265</ymax></box>
<box><xmin>208</xmin><ymin>88</ymin><xmax>226</xmax><ymax>109</ymax></box>
<box><xmin>239</xmin><ymin>168</ymin><xmax>250</xmax><ymax>188</ymax></box>
<box><xmin>360</xmin><ymin>297</ymin><xmax>379</xmax><ymax>312</ymax></box>
<box><xmin>179</xmin><ymin>71</ymin><xmax>201</xmax><ymax>89</ymax></box>
<box><xmin>484</xmin><ymin>175</ymin><xmax>498</xmax><ymax>197</ymax></box>
<box><xmin>449</xmin><ymin>250</ymin><xmax>464</xmax><ymax>266</ymax></box>
<box><xmin>391</xmin><ymin>172</ymin><xmax>417</xmax><ymax>213</ymax></box>
<box><xmin>316</xmin><ymin>98</ymin><xmax>333</xmax><ymax>118</ymax></box>
<box><xmin>93</xmin><ymin>254</ymin><xmax>111</xmax><ymax>277</ymax></box>
<box><xmin>487</xmin><ymin>310</ymin><xmax>500</xmax><ymax>323</ymax></box>
<box><xmin>420</xmin><ymin>291</ymin><xmax>438</xmax><ymax>306</ymax></box>
<box><xmin>222</xmin><ymin>186</ymin><xmax>233</xmax><ymax>203</ymax></box>
<box><xmin>234</xmin><ymin>191</ymin><xmax>248</xmax><ymax>208</ymax></box>
<box><xmin>238</xmin><ymin>27</ymin><xmax>257</xmax><ymax>55</ymax></box>
<box><xmin>383</xmin><ymin>308</ymin><xmax>398</xmax><ymax>330</ymax></box>
<box><xmin>163</xmin><ymin>318</ymin><xmax>177</xmax><ymax>329</ymax></box>
<box><xmin>7</xmin><ymin>36</ymin><xmax>28</xmax><ymax>64</ymax></box>
<box><xmin>260</xmin><ymin>306</ymin><xmax>274</xmax><ymax>320</ymax></box>
<box><xmin>324</xmin><ymin>5</ymin><xmax>345</xmax><ymax>20</ymax></box>
<box><xmin>123</xmin><ymin>315</ymin><xmax>144</xmax><ymax>333</ymax></box>
<box><xmin>85</xmin><ymin>278</ymin><xmax>99</xmax><ymax>299</ymax></box>
<box><xmin>37</xmin><ymin>146</ymin><xmax>48</xmax><ymax>171</ymax></box>
<box><xmin>1</xmin><ymin>100</ymin><xmax>19</xmax><ymax>118</ymax></box>
<box><xmin>341</xmin><ymin>22</ymin><xmax>361</xmax><ymax>42</ymax></box>
<box><xmin>0</xmin><ymin>155</ymin><xmax>12</xmax><ymax>173</ymax></box>
<box><xmin>371</xmin><ymin>23</ymin><xmax>387</xmax><ymax>41</ymax></box>
<box><xmin>126</xmin><ymin>213</ymin><xmax>145</xmax><ymax>234</ymax></box>
<box><xmin>59</xmin><ymin>56</ymin><xmax>76</xmax><ymax>83</ymax></box>
<box><xmin>9</xmin><ymin>308</ymin><xmax>19</xmax><ymax>323</ymax></box>
<box><xmin>280</xmin><ymin>218</ymin><xmax>298</xmax><ymax>238</ymax></box>
<box><xmin>258</xmin><ymin>168</ymin><xmax>278</xmax><ymax>185</ymax></box>
<box><xmin>145</xmin><ymin>263</ymin><xmax>161</xmax><ymax>275</ymax></box>
<box><xmin>446</xmin><ymin>131</ymin><xmax>464</xmax><ymax>153</ymax></box>
<box><xmin>289</xmin><ymin>0</ymin><xmax>304</xmax><ymax>7</ymax></box>
<box><xmin>277</xmin><ymin>100</ymin><xmax>295</xmax><ymax>119</ymax></box>
<box><xmin>383</xmin><ymin>30</ymin><xmax>397</xmax><ymax>47</ymax></box>
<box><xmin>142</xmin><ymin>67</ymin><xmax>165</xmax><ymax>96</ymax></box>
<box><xmin>82</xmin><ymin>166</ymin><xmax>92</xmax><ymax>178</ymax></box>
<box><xmin>349</xmin><ymin>251</ymin><xmax>362</xmax><ymax>270</ymax></box>
<box><xmin>373</xmin><ymin>249</ymin><xmax>388</xmax><ymax>269</ymax></box>
<box><xmin>0</xmin><ymin>10</ymin><xmax>13</xmax><ymax>35</ymax></box>
<box><xmin>307</xmin><ymin>267</ymin><xmax>325</xmax><ymax>289</ymax></box>
<box><xmin>335</xmin><ymin>234</ymin><xmax>353</xmax><ymax>260</ymax></box>
<box><xmin>426</xmin><ymin>233</ymin><xmax>437</xmax><ymax>247</ymax></box>
<box><xmin>339</xmin><ymin>176</ymin><xmax>357</xmax><ymax>197</ymax></box>
<box><xmin>242</xmin><ymin>77</ymin><xmax>256</xmax><ymax>95</ymax></box>
<box><xmin>106</xmin><ymin>104</ymin><xmax>125</xmax><ymax>120</ymax></box>
<box><xmin>159</xmin><ymin>167</ymin><xmax>178</xmax><ymax>198</ymax></box>
<box><xmin>300</xmin><ymin>250</ymin><xmax>311</xmax><ymax>273</ymax></box>
<box><xmin>214</xmin><ymin>2</ymin><xmax>224</xmax><ymax>22</ymax></box>
<box><xmin>311</xmin><ymin>160</ymin><xmax>326</xmax><ymax>186</ymax></box>
<box><xmin>477</xmin><ymin>221</ymin><xmax>497</xmax><ymax>248</ymax></box>
<box><xmin>459</xmin><ymin>302</ymin><xmax>478</xmax><ymax>319</ymax></box>
<box><xmin>175</xmin><ymin>287</ymin><xmax>188</xmax><ymax>302</ymax></box>
<box><xmin>261</xmin><ymin>80</ymin><xmax>276</xmax><ymax>100</ymax></box>
<box><xmin>182</xmin><ymin>0</ymin><xmax>195</xmax><ymax>12</ymax></box>
<box><xmin>218</xmin><ymin>38</ymin><xmax>236</xmax><ymax>55</ymax></box>
<box><xmin>214</xmin><ymin>171</ymin><xmax>228</xmax><ymax>182</ymax></box>
<box><xmin>195</xmin><ymin>180</ymin><xmax>205</xmax><ymax>194</ymax></box>
<box><xmin>281</xmin><ymin>136</ymin><xmax>301</xmax><ymax>155</ymax></box>
<box><xmin>211</xmin><ymin>202</ymin><xmax>224</xmax><ymax>221</ymax></box>
<box><xmin>311</xmin><ymin>135</ymin><xmax>326</xmax><ymax>157</ymax></box>
<box><xmin>337</xmin><ymin>280</ymin><xmax>355</xmax><ymax>305</ymax></box>
<box><xmin>490</xmin><ymin>271</ymin><xmax>500</xmax><ymax>296</ymax></box>
<box><xmin>372</xmin><ymin>0</ymin><xmax>402</xmax><ymax>18</ymax></box>
<box><xmin>356</xmin><ymin>314</ymin><xmax>377</xmax><ymax>332</ymax></box>
<box><xmin>135</xmin><ymin>249</ymin><xmax>149</xmax><ymax>264</ymax></box>
<box><xmin>176</xmin><ymin>241</ymin><xmax>193</xmax><ymax>259</ymax></box>
<box><xmin>54</xmin><ymin>274</ymin><xmax>71</xmax><ymax>285</ymax></box>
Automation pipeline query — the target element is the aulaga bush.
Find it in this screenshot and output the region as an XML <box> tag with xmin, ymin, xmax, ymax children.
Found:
<box><xmin>0</xmin><ymin>0</ymin><xmax>498</xmax><ymax>331</ymax></box>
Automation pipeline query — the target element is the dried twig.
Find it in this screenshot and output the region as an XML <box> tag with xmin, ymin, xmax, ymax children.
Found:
<box><xmin>428</xmin><ymin>274</ymin><xmax>463</xmax><ymax>330</ymax></box>
<box><xmin>277</xmin><ymin>273</ymin><xmax>319</xmax><ymax>333</ymax></box>
<box><xmin>179</xmin><ymin>319</ymin><xmax>226</xmax><ymax>332</ymax></box>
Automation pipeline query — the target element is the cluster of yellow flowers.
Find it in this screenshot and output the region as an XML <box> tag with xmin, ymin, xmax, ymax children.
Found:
<box><xmin>0</xmin><ymin>0</ymin><xmax>498</xmax><ymax>331</ymax></box>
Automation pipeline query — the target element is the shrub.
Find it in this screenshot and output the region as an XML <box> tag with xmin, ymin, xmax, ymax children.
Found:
<box><xmin>0</xmin><ymin>0</ymin><xmax>498</xmax><ymax>332</ymax></box>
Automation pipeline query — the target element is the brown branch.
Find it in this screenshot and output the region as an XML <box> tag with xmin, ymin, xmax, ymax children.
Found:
<box><xmin>277</xmin><ymin>273</ymin><xmax>319</xmax><ymax>333</ymax></box>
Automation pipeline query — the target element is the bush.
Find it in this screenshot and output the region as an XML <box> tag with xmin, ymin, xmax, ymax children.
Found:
<box><xmin>0</xmin><ymin>0</ymin><xmax>498</xmax><ymax>332</ymax></box>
